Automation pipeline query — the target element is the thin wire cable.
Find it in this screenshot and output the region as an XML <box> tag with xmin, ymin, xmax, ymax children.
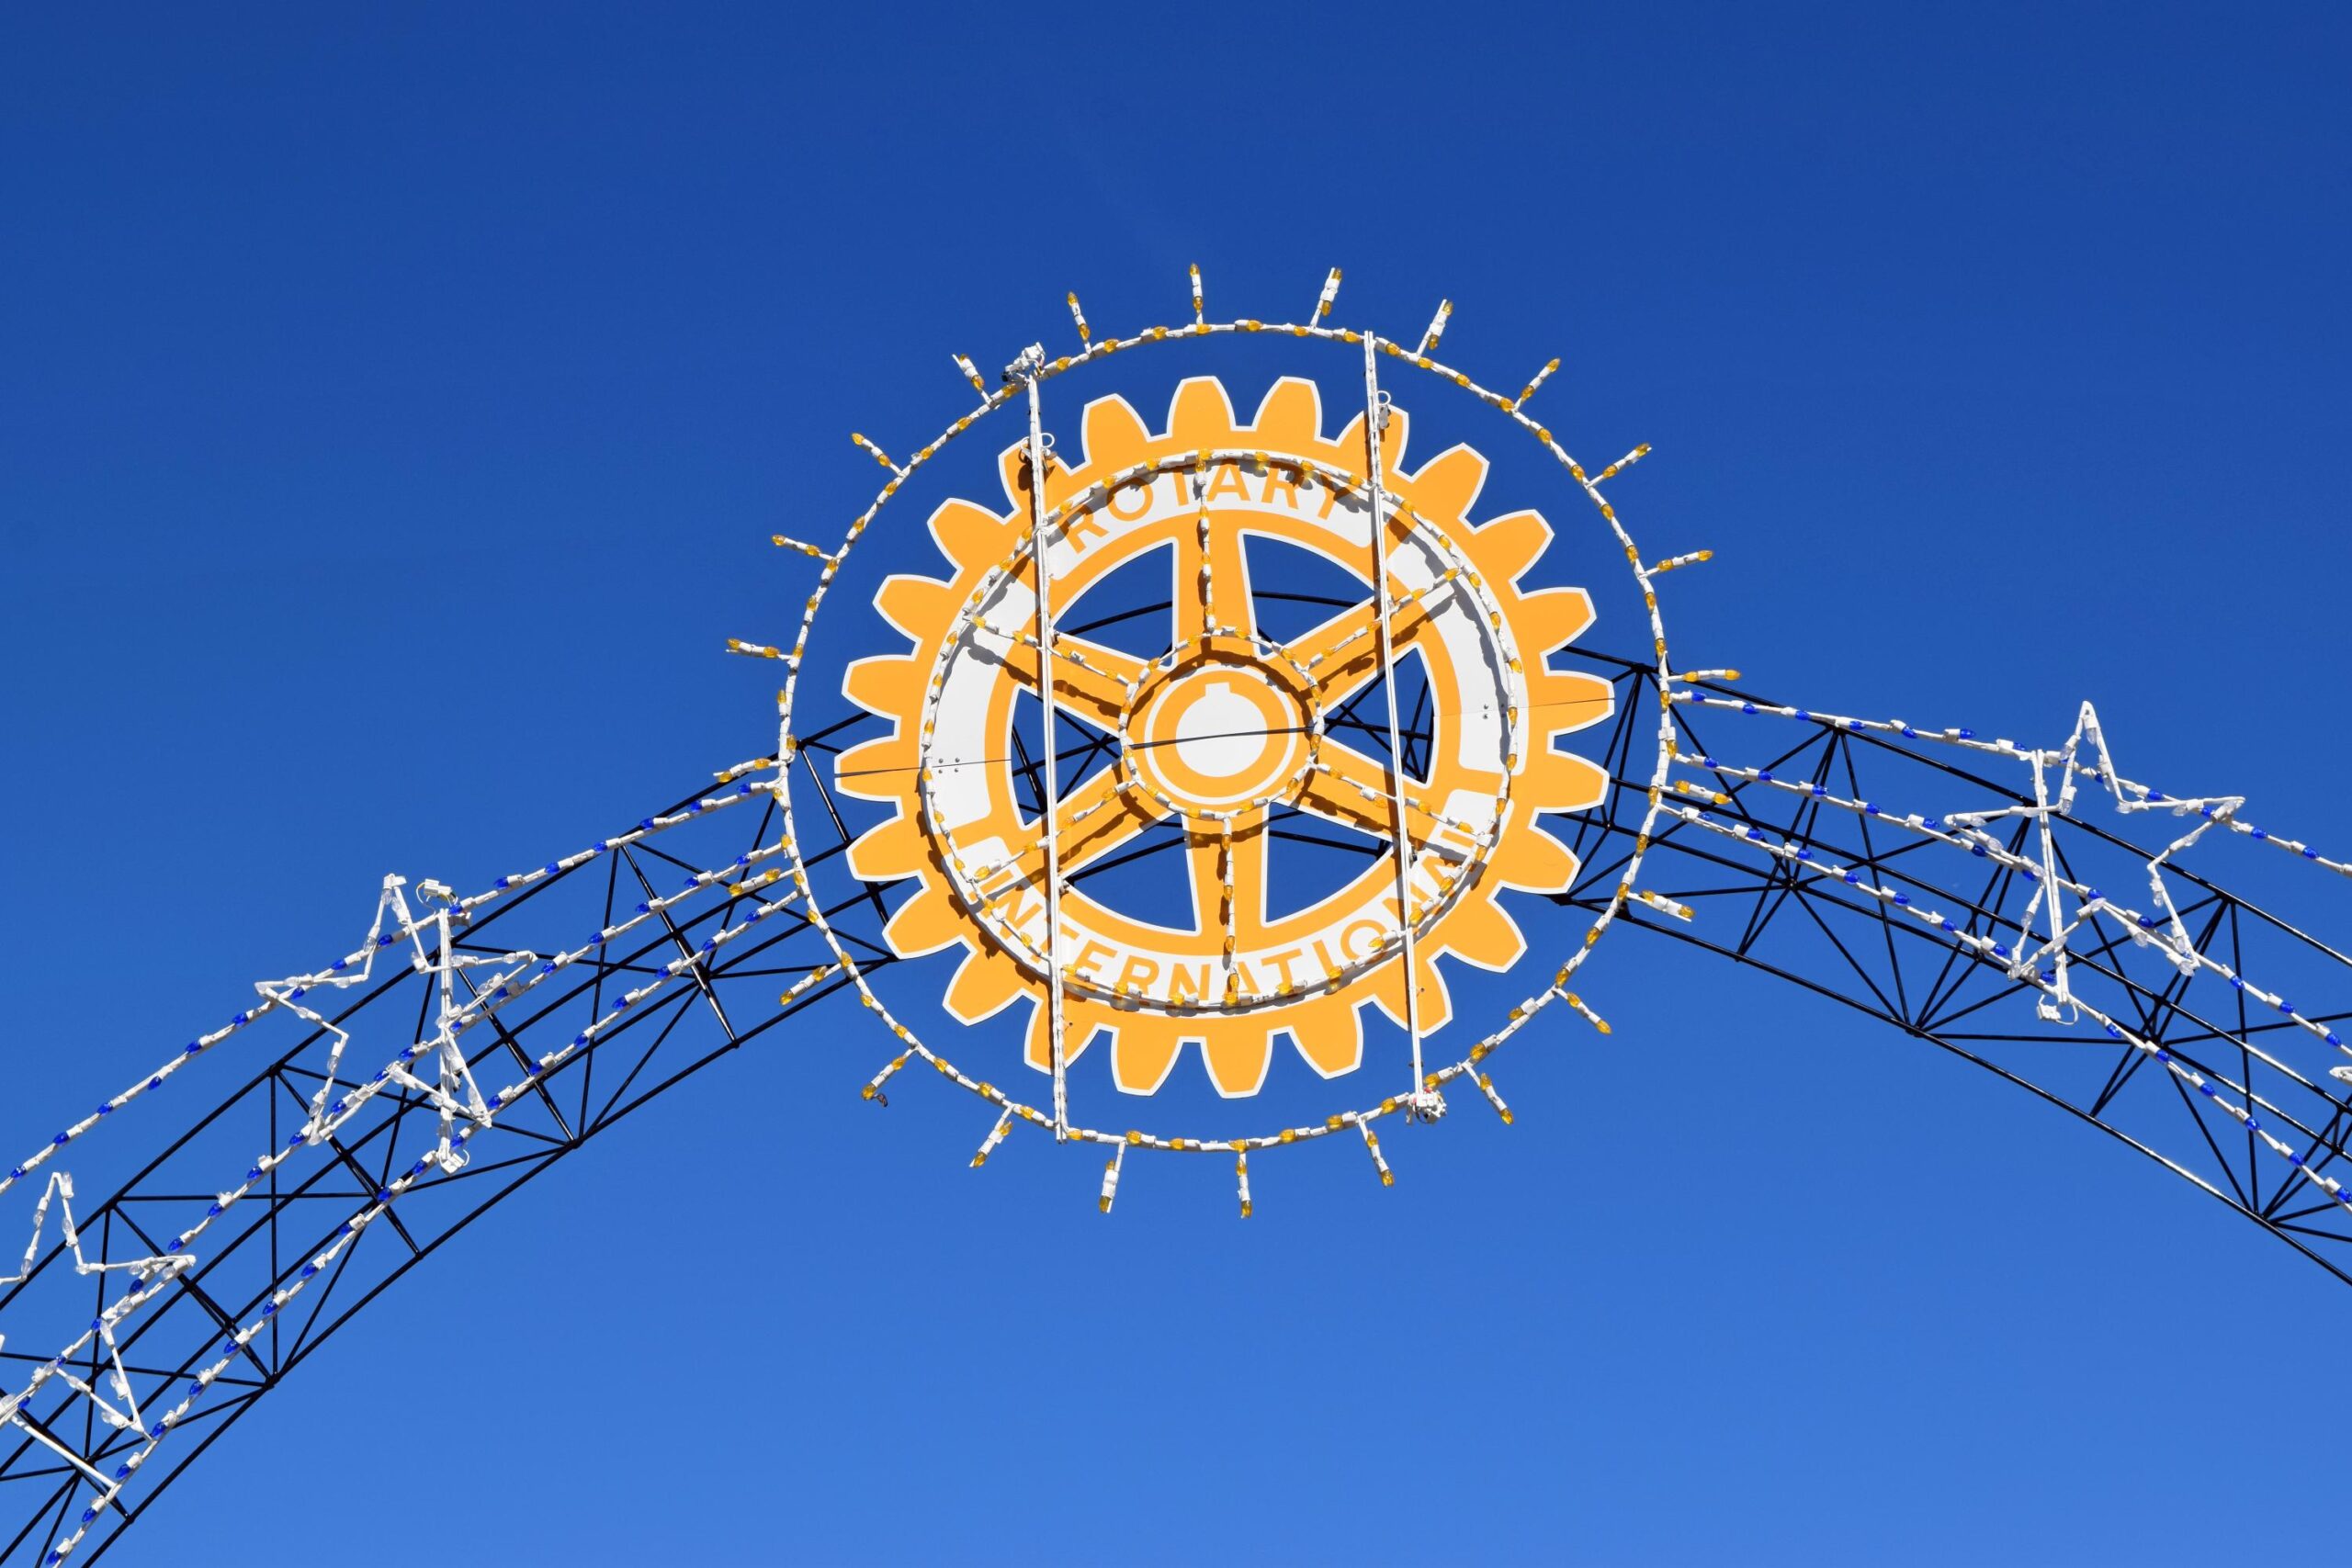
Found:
<box><xmin>1360</xmin><ymin>330</ymin><xmax>1427</xmax><ymax>1104</ymax></box>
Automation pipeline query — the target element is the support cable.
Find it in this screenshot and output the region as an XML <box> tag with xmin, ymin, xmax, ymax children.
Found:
<box><xmin>1015</xmin><ymin>346</ymin><xmax>1072</xmax><ymax>1138</ymax></box>
<box><xmin>1360</xmin><ymin>331</ymin><xmax>1430</xmax><ymax>1111</ymax></box>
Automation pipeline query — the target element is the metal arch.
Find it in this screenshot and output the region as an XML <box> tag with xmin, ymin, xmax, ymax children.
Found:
<box><xmin>10</xmin><ymin>265</ymin><xmax>2341</xmax><ymax>1560</ymax></box>
<box><xmin>9</xmin><ymin>662</ymin><xmax>2342</xmax><ymax>1561</ymax></box>
<box><xmin>1546</xmin><ymin>652</ymin><xmax>2352</xmax><ymax>1286</ymax></box>
<box><xmin>7</xmin><ymin>652</ymin><xmax>2352</xmax><ymax>1559</ymax></box>
<box><xmin>0</xmin><ymin>721</ymin><xmax>889</xmax><ymax>1566</ymax></box>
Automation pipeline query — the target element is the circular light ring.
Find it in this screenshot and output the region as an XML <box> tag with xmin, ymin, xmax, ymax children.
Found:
<box><xmin>774</xmin><ymin>319</ymin><xmax>1679</xmax><ymax>1156</ymax></box>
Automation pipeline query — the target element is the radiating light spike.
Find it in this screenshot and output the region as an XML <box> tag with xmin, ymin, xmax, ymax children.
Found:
<box><xmin>1235</xmin><ymin>1148</ymin><xmax>1252</xmax><ymax>1217</ymax></box>
<box><xmin>724</xmin><ymin>638</ymin><xmax>785</xmax><ymax>660</ymax></box>
<box><xmin>1190</xmin><ymin>263</ymin><xmax>1204</xmax><ymax>324</ymax></box>
<box><xmin>715</xmin><ymin>754</ymin><xmax>774</xmax><ymax>784</ymax></box>
<box><xmin>851</xmin><ymin>432</ymin><xmax>901</xmax><ymax>475</ymax></box>
<box><xmin>1634</xmin><ymin>890</ymin><xmax>1694</xmax><ymax>921</ymax></box>
<box><xmin>1314</xmin><ymin>266</ymin><xmax>1342</xmax><ymax>322</ymax></box>
<box><xmin>1514</xmin><ymin>357</ymin><xmax>1560</xmax><ymax>409</ymax></box>
<box><xmin>770</xmin><ymin>534</ymin><xmax>832</xmax><ymax>561</ymax></box>
<box><xmin>1360</xmin><ymin>1122</ymin><xmax>1394</xmax><ymax>1187</ymax></box>
<box><xmin>1067</xmin><ymin>291</ymin><xmax>1090</xmax><ymax>344</ymax></box>
<box><xmin>1415</xmin><ymin>299</ymin><xmax>1453</xmax><ymax>356</ymax></box>
<box><xmin>1098</xmin><ymin>1143</ymin><xmax>1125</xmax><ymax>1213</ymax></box>
<box><xmin>971</xmin><ymin>1106</ymin><xmax>1013</xmax><ymax>1168</ymax></box>
<box><xmin>861</xmin><ymin>1052</ymin><xmax>910</xmax><ymax>1106</ymax></box>
<box><xmin>953</xmin><ymin>354</ymin><xmax>986</xmax><ymax>395</ymax></box>
<box><xmin>1649</xmin><ymin>548</ymin><xmax>1714</xmax><ymax>575</ymax></box>
<box><xmin>1562</xmin><ymin>992</ymin><xmax>1611</xmax><ymax>1034</ymax></box>
<box><xmin>1474</xmin><ymin>1071</ymin><xmax>1514</xmax><ymax>1124</ymax></box>
<box><xmin>1595</xmin><ymin>443</ymin><xmax>1653</xmax><ymax>482</ymax></box>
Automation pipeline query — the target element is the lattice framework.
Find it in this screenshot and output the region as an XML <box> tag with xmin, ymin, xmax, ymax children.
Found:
<box><xmin>7</xmin><ymin>267</ymin><xmax>2350</xmax><ymax>1563</ymax></box>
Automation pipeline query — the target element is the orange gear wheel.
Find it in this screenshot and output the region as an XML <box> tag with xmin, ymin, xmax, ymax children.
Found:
<box><xmin>834</xmin><ymin>376</ymin><xmax>1612</xmax><ymax>1097</ymax></box>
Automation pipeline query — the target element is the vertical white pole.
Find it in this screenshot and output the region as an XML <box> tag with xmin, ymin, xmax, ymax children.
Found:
<box><xmin>1360</xmin><ymin>332</ymin><xmax>1427</xmax><ymax>1106</ymax></box>
<box><xmin>1021</xmin><ymin>351</ymin><xmax>1071</xmax><ymax>1137</ymax></box>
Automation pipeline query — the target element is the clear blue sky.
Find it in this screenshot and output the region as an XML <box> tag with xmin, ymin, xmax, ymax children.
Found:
<box><xmin>4</xmin><ymin>4</ymin><xmax>2350</xmax><ymax>1563</ymax></box>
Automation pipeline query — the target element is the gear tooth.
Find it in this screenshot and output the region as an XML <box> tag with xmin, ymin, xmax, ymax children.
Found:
<box><xmin>876</xmin><ymin>573</ymin><xmax>961</xmax><ymax>643</ymax></box>
<box><xmin>884</xmin><ymin>881</ymin><xmax>965</xmax><ymax>957</ymax></box>
<box><xmin>1404</xmin><ymin>444</ymin><xmax>1488</xmax><ymax>522</ymax></box>
<box><xmin>1441</xmin><ymin>894</ymin><xmax>1525</xmax><ymax>972</ymax></box>
<box><xmin>1511</xmin><ymin>586</ymin><xmax>1597</xmax><ymax>654</ymax></box>
<box><xmin>929</xmin><ymin>498</ymin><xmax>1015</xmax><ymax>570</ymax></box>
<box><xmin>1467</xmin><ymin>509</ymin><xmax>1554</xmax><ymax>581</ymax></box>
<box><xmin>844</xmin><ymin>808</ymin><xmax>924</xmax><ymax>882</ymax></box>
<box><xmin>944</xmin><ymin>947</ymin><xmax>1023</xmax><ymax>1024</ymax></box>
<box><xmin>1530</xmin><ymin>668</ymin><xmax>1614</xmax><ymax>735</ymax></box>
<box><xmin>1166</xmin><ymin>376</ymin><xmax>1240</xmax><ymax>446</ymax></box>
<box><xmin>1521</xmin><ymin>749</ymin><xmax>1611</xmax><ymax>815</ymax></box>
<box><xmin>842</xmin><ymin>654</ymin><xmax>924</xmax><ymax>714</ymax></box>
<box><xmin>1201</xmin><ymin>1028</ymin><xmax>1273</xmax><ymax>1098</ymax></box>
<box><xmin>1287</xmin><ymin>999</ymin><xmax>1363</xmax><ymax>1079</ymax></box>
<box><xmin>1335</xmin><ymin>402</ymin><xmax>1409</xmax><ymax>473</ymax></box>
<box><xmin>1492</xmin><ymin>822</ymin><xmax>1581</xmax><ymax>894</ymax></box>
<box><xmin>1079</xmin><ymin>394</ymin><xmax>1152</xmax><ymax>472</ymax></box>
<box><xmin>1250</xmin><ymin>377</ymin><xmax>1325</xmax><ymax>445</ymax></box>
<box><xmin>1111</xmin><ymin>1021</ymin><xmax>1182</xmax><ymax>1095</ymax></box>
<box><xmin>832</xmin><ymin>733</ymin><xmax>915</xmax><ymax>803</ymax></box>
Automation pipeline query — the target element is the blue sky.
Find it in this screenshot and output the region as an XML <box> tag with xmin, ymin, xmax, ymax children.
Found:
<box><xmin>4</xmin><ymin>4</ymin><xmax>2350</xmax><ymax>1562</ymax></box>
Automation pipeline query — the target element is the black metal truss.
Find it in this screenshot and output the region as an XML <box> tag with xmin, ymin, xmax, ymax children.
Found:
<box><xmin>1550</xmin><ymin>650</ymin><xmax>2352</xmax><ymax>1288</ymax></box>
<box><xmin>7</xmin><ymin>652</ymin><xmax>2352</xmax><ymax>1561</ymax></box>
<box><xmin>0</xmin><ymin>720</ymin><xmax>889</xmax><ymax>1565</ymax></box>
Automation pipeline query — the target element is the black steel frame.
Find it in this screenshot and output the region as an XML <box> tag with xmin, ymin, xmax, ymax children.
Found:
<box><xmin>0</xmin><ymin>719</ymin><xmax>888</xmax><ymax>1564</ymax></box>
<box><xmin>6</xmin><ymin>643</ymin><xmax>2349</xmax><ymax>1562</ymax></box>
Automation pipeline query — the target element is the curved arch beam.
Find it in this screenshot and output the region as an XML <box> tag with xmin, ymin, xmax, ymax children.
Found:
<box><xmin>5</xmin><ymin>663</ymin><xmax>2349</xmax><ymax>1562</ymax></box>
<box><xmin>1548</xmin><ymin>653</ymin><xmax>2352</xmax><ymax>1286</ymax></box>
<box><xmin>0</xmin><ymin>729</ymin><xmax>883</xmax><ymax>1566</ymax></box>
